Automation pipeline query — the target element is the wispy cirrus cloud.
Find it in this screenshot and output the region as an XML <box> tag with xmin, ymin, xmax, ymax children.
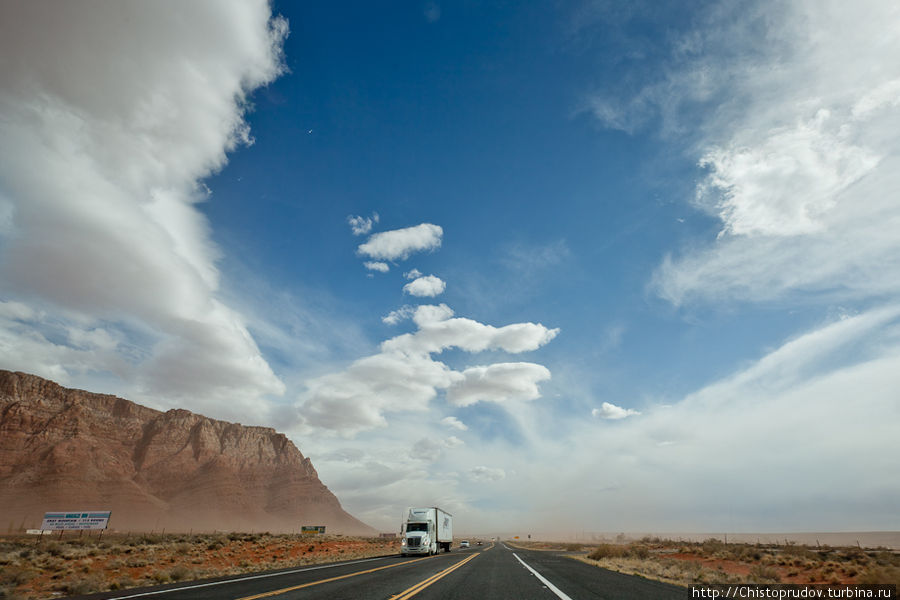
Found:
<box><xmin>588</xmin><ymin>0</ymin><xmax>900</xmax><ymax>307</ymax></box>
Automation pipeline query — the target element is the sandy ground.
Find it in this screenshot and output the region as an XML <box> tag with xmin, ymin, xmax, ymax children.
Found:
<box><xmin>0</xmin><ymin>532</ymin><xmax>399</xmax><ymax>599</ymax></box>
<box><xmin>513</xmin><ymin>539</ymin><xmax>900</xmax><ymax>589</ymax></box>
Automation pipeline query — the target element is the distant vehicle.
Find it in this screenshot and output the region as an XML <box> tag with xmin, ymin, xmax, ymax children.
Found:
<box><xmin>460</xmin><ymin>540</ymin><xmax>470</xmax><ymax>548</ymax></box>
<box><xmin>400</xmin><ymin>507</ymin><xmax>453</xmax><ymax>556</ymax></box>
<box><xmin>476</xmin><ymin>540</ymin><xmax>483</xmax><ymax>545</ymax></box>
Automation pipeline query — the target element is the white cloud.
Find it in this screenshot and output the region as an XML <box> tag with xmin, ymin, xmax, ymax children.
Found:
<box><xmin>315</xmin><ymin>308</ymin><xmax>900</xmax><ymax>533</ymax></box>
<box><xmin>0</xmin><ymin>0</ymin><xmax>288</xmax><ymax>419</ymax></box>
<box><xmin>299</xmin><ymin>351</ymin><xmax>459</xmax><ymax>434</ymax></box>
<box><xmin>382</xmin><ymin>305</ymin><xmax>415</xmax><ymax>325</ymax></box>
<box><xmin>297</xmin><ymin>306</ymin><xmax>557</xmax><ymax>435</ymax></box>
<box><xmin>446</xmin><ymin>362</ymin><xmax>551</xmax><ymax>407</ymax></box>
<box><xmin>0</xmin><ymin>300</ymin><xmax>36</xmax><ymax>321</ymax></box>
<box><xmin>383</xmin><ymin>316</ymin><xmax>559</xmax><ymax>356</ymax></box>
<box><xmin>357</xmin><ymin>223</ymin><xmax>443</xmax><ymax>261</ymax></box>
<box><xmin>592</xmin><ymin>402</ymin><xmax>640</xmax><ymax>420</ymax></box>
<box><xmin>469</xmin><ymin>466</ymin><xmax>506</xmax><ymax>482</ymax></box>
<box><xmin>412</xmin><ymin>304</ymin><xmax>455</xmax><ymax>325</ymax></box>
<box><xmin>383</xmin><ymin>304</ymin><xmax>454</xmax><ymax>327</ymax></box>
<box><xmin>348</xmin><ymin>213</ymin><xmax>379</xmax><ymax>236</ymax></box>
<box><xmin>697</xmin><ymin>110</ymin><xmax>879</xmax><ymax>238</ymax></box>
<box><xmin>441</xmin><ymin>416</ymin><xmax>468</xmax><ymax>431</ymax></box>
<box><xmin>364</xmin><ymin>261</ymin><xmax>390</xmax><ymax>273</ymax></box>
<box><xmin>403</xmin><ymin>275</ymin><xmax>446</xmax><ymax>297</ymax></box>
<box><xmin>298</xmin><ymin>1</ymin><xmax>900</xmax><ymax>536</ymax></box>
<box><xmin>444</xmin><ymin>435</ymin><xmax>464</xmax><ymax>448</ymax></box>
<box><xmin>404</xmin><ymin>269</ymin><xmax>423</xmax><ymax>280</ymax></box>
<box><xmin>411</xmin><ymin>436</ymin><xmax>464</xmax><ymax>462</ymax></box>
<box><xmin>620</xmin><ymin>0</ymin><xmax>900</xmax><ymax>307</ymax></box>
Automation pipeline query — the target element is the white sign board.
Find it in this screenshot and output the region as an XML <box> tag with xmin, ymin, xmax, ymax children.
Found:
<box><xmin>41</xmin><ymin>511</ymin><xmax>111</xmax><ymax>531</ymax></box>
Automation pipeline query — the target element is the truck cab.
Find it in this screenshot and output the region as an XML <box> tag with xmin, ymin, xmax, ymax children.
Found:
<box><xmin>400</xmin><ymin>507</ymin><xmax>452</xmax><ymax>556</ymax></box>
<box><xmin>401</xmin><ymin>520</ymin><xmax>435</xmax><ymax>556</ymax></box>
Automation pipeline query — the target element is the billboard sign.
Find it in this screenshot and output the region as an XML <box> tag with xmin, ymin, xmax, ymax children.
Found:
<box><xmin>41</xmin><ymin>511</ymin><xmax>111</xmax><ymax>531</ymax></box>
<box><xmin>301</xmin><ymin>525</ymin><xmax>326</xmax><ymax>534</ymax></box>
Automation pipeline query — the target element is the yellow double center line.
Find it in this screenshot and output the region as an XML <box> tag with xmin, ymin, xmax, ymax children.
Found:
<box><xmin>389</xmin><ymin>551</ymin><xmax>481</xmax><ymax>600</ymax></box>
<box><xmin>237</xmin><ymin>556</ymin><xmax>432</xmax><ymax>600</ymax></box>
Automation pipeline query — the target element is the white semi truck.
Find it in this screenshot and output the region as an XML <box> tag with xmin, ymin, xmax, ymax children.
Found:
<box><xmin>400</xmin><ymin>507</ymin><xmax>452</xmax><ymax>556</ymax></box>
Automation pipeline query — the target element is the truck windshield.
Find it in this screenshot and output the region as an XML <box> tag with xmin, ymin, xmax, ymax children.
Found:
<box><xmin>407</xmin><ymin>523</ymin><xmax>428</xmax><ymax>532</ymax></box>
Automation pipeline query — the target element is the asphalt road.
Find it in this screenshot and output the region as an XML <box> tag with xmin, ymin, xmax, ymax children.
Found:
<box><xmin>78</xmin><ymin>543</ymin><xmax>684</xmax><ymax>600</ymax></box>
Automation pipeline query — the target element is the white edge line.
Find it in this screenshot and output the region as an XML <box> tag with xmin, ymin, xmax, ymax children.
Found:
<box><xmin>104</xmin><ymin>555</ymin><xmax>392</xmax><ymax>599</ymax></box>
<box><xmin>512</xmin><ymin>552</ymin><xmax>574</xmax><ymax>600</ymax></box>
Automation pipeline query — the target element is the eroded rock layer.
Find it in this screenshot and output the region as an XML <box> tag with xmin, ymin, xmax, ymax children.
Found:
<box><xmin>0</xmin><ymin>370</ymin><xmax>374</xmax><ymax>535</ymax></box>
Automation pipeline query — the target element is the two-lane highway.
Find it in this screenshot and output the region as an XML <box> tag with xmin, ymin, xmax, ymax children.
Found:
<box><xmin>78</xmin><ymin>543</ymin><xmax>683</xmax><ymax>600</ymax></box>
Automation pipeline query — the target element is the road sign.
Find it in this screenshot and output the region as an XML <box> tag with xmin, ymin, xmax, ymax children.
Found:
<box><xmin>301</xmin><ymin>525</ymin><xmax>326</xmax><ymax>534</ymax></box>
<box><xmin>41</xmin><ymin>511</ymin><xmax>111</xmax><ymax>531</ymax></box>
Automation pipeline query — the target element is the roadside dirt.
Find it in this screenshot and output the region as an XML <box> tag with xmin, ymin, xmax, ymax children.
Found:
<box><xmin>513</xmin><ymin>539</ymin><xmax>900</xmax><ymax>588</ymax></box>
<box><xmin>0</xmin><ymin>533</ymin><xmax>399</xmax><ymax>599</ymax></box>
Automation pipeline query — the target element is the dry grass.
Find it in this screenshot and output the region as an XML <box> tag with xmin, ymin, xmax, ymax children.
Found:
<box><xmin>515</xmin><ymin>538</ymin><xmax>900</xmax><ymax>589</ymax></box>
<box><xmin>0</xmin><ymin>532</ymin><xmax>398</xmax><ymax>599</ymax></box>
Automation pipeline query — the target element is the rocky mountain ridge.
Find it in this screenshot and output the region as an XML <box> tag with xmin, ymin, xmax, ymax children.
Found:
<box><xmin>0</xmin><ymin>370</ymin><xmax>374</xmax><ymax>535</ymax></box>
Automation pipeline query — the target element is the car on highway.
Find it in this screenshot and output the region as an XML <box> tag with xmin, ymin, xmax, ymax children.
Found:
<box><xmin>460</xmin><ymin>540</ymin><xmax>470</xmax><ymax>548</ymax></box>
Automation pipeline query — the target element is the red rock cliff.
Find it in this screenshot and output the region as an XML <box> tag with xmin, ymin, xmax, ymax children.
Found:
<box><xmin>0</xmin><ymin>370</ymin><xmax>374</xmax><ymax>535</ymax></box>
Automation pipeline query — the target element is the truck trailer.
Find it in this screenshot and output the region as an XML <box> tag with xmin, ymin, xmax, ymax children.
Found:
<box><xmin>400</xmin><ymin>507</ymin><xmax>452</xmax><ymax>556</ymax></box>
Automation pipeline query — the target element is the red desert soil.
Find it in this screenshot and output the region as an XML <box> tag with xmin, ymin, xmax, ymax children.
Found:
<box><xmin>0</xmin><ymin>533</ymin><xmax>399</xmax><ymax>599</ymax></box>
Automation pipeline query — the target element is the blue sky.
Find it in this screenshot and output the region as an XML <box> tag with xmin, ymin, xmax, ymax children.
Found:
<box><xmin>1</xmin><ymin>0</ymin><xmax>899</xmax><ymax>535</ymax></box>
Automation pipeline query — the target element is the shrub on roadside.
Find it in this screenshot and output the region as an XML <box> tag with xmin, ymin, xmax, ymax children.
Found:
<box><xmin>859</xmin><ymin>566</ymin><xmax>900</xmax><ymax>588</ymax></box>
<box><xmin>749</xmin><ymin>564</ymin><xmax>780</xmax><ymax>583</ymax></box>
<box><xmin>57</xmin><ymin>574</ymin><xmax>103</xmax><ymax>595</ymax></box>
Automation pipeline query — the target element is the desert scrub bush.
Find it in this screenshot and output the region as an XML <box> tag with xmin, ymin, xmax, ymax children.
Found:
<box><xmin>0</xmin><ymin>584</ymin><xmax>27</xmax><ymax>600</ymax></box>
<box><xmin>631</xmin><ymin>546</ymin><xmax>651</xmax><ymax>559</ymax></box>
<box><xmin>0</xmin><ymin>565</ymin><xmax>35</xmax><ymax>586</ymax></box>
<box><xmin>206</xmin><ymin>539</ymin><xmax>225</xmax><ymax>551</ymax></box>
<box><xmin>859</xmin><ymin>565</ymin><xmax>900</xmax><ymax>587</ymax></box>
<box><xmin>588</xmin><ymin>544</ymin><xmax>627</xmax><ymax>560</ymax></box>
<box><xmin>701</xmin><ymin>539</ymin><xmax>727</xmax><ymax>556</ymax></box>
<box><xmin>151</xmin><ymin>570</ymin><xmax>171</xmax><ymax>584</ymax></box>
<box><xmin>174</xmin><ymin>542</ymin><xmax>193</xmax><ymax>555</ymax></box>
<box><xmin>132</xmin><ymin>534</ymin><xmax>162</xmax><ymax>546</ymax></box>
<box><xmin>58</xmin><ymin>574</ymin><xmax>103</xmax><ymax>595</ymax></box>
<box><xmin>836</xmin><ymin>547</ymin><xmax>866</xmax><ymax>563</ymax></box>
<box><xmin>168</xmin><ymin>564</ymin><xmax>192</xmax><ymax>582</ymax></box>
<box><xmin>749</xmin><ymin>564</ymin><xmax>780</xmax><ymax>583</ymax></box>
<box><xmin>874</xmin><ymin>551</ymin><xmax>900</xmax><ymax>567</ymax></box>
<box><xmin>108</xmin><ymin>576</ymin><xmax>136</xmax><ymax>591</ymax></box>
<box><xmin>42</xmin><ymin>542</ymin><xmax>63</xmax><ymax>557</ymax></box>
<box><xmin>36</xmin><ymin>556</ymin><xmax>65</xmax><ymax>571</ymax></box>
